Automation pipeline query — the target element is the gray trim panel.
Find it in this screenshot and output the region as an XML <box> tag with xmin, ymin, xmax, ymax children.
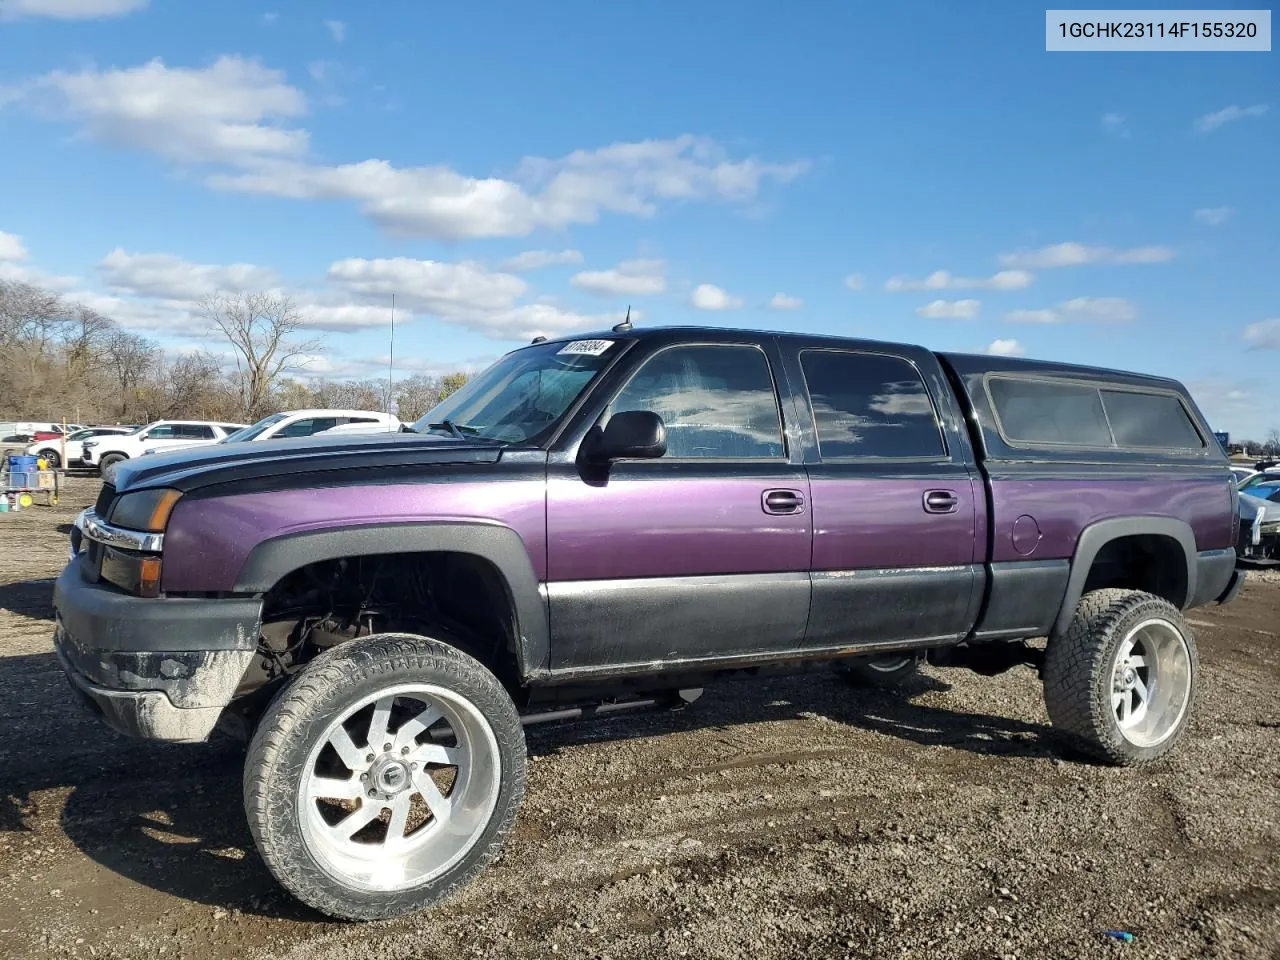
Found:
<box><xmin>805</xmin><ymin>565</ymin><xmax>980</xmax><ymax>648</ymax></box>
<box><xmin>1050</xmin><ymin>516</ymin><xmax>1197</xmax><ymax>639</ymax></box>
<box><xmin>1191</xmin><ymin>548</ymin><xmax>1237</xmax><ymax>608</ymax></box>
<box><xmin>234</xmin><ymin>521</ymin><xmax>551</xmax><ymax>676</ymax></box>
<box><xmin>546</xmin><ymin>572</ymin><xmax>810</xmax><ymax>671</ymax></box>
<box><xmin>974</xmin><ymin>559</ymin><xmax>1070</xmax><ymax>640</ymax></box>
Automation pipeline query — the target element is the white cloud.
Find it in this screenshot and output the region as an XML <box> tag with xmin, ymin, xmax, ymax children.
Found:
<box><xmin>4</xmin><ymin>56</ymin><xmax>308</xmax><ymax>164</ymax></box>
<box><xmin>997</xmin><ymin>242</ymin><xmax>1174</xmax><ymax>269</ymax></box>
<box><xmin>689</xmin><ymin>283</ymin><xmax>743</xmax><ymax>311</ymax></box>
<box><xmin>0</xmin><ymin>0</ymin><xmax>146</xmax><ymax>19</ymax></box>
<box><xmin>98</xmin><ymin>248</ymin><xmax>279</xmax><ymax>299</ymax></box>
<box><xmin>0</xmin><ymin>230</ymin><xmax>29</xmax><ymax>261</ymax></box>
<box><xmin>768</xmin><ymin>292</ymin><xmax>802</xmax><ymax>310</ymax></box>
<box><xmin>1193</xmin><ymin>206</ymin><xmax>1233</xmax><ymax>226</ymax></box>
<box><xmin>1194</xmin><ymin>104</ymin><xmax>1268</xmax><ymax>134</ymax></box>
<box><xmin>325</xmin><ymin>256</ymin><xmax>631</xmax><ymax>340</ymax></box>
<box><xmin>499</xmin><ymin>249</ymin><xmax>583</xmax><ymax>272</ymax></box>
<box><xmin>1243</xmin><ymin>318</ymin><xmax>1280</xmax><ymax>349</ymax></box>
<box><xmin>986</xmin><ymin>338</ymin><xmax>1025</xmax><ymax>357</ymax></box>
<box><xmin>324</xmin><ymin>19</ymin><xmax>346</xmax><ymax>42</ymax></box>
<box><xmin>916</xmin><ymin>299</ymin><xmax>980</xmax><ymax>320</ymax></box>
<box><xmin>1006</xmin><ymin>297</ymin><xmax>1137</xmax><ymax>324</ymax></box>
<box><xmin>1101</xmin><ymin>113</ymin><xmax>1129</xmax><ymax>138</ymax></box>
<box><xmin>570</xmin><ymin>258</ymin><xmax>665</xmax><ymax>297</ymax></box>
<box><xmin>208</xmin><ymin>134</ymin><xmax>809</xmax><ymax>239</ymax></box>
<box><xmin>885</xmin><ymin>269</ymin><xmax>1032</xmax><ymax>292</ymax></box>
<box><xmin>843</xmin><ymin>273</ymin><xmax>865</xmax><ymax>291</ymax></box>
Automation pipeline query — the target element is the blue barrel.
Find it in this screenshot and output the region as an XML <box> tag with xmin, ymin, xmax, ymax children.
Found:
<box><xmin>8</xmin><ymin>455</ymin><xmax>38</xmax><ymax>474</ymax></box>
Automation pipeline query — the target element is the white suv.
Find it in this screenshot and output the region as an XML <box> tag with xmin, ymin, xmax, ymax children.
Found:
<box><xmin>145</xmin><ymin>409</ymin><xmax>401</xmax><ymax>454</ymax></box>
<box><xmin>82</xmin><ymin>420</ymin><xmax>247</xmax><ymax>475</ymax></box>
<box><xmin>26</xmin><ymin>425</ymin><xmax>138</xmax><ymax>468</ymax></box>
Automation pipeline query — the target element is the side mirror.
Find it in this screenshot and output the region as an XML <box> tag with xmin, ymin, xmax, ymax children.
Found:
<box><xmin>594</xmin><ymin>410</ymin><xmax>667</xmax><ymax>461</ymax></box>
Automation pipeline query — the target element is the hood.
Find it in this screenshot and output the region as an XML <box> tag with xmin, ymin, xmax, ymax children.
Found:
<box><xmin>110</xmin><ymin>430</ymin><xmax>510</xmax><ymax>494</ymax></box>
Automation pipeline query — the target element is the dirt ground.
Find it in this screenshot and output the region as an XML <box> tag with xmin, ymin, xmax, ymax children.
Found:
<box><xmin>0</xmin><ymin>476</ymin><xmax>1277</xmax><ymax>960</ymax></box>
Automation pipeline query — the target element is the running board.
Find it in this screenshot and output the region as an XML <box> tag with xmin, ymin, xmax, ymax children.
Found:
<box><xmin>518</xmin><ymin>688</ymin><xmax>704</xmax><ymax>727</ymax></box>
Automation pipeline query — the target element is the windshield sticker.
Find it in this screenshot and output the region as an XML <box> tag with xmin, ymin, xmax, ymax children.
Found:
<box><xmin>557</xmin><ymin>339</ymin><xmax>614</xmax><ymax>356</ymax></box>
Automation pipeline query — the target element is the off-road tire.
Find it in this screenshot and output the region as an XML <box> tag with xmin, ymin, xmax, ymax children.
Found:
<box><xmin>834</xmin><ymin>653</ymin><xmax>920</xmax><ymax>689</ymax></box>
<box><xmin>243</xmin><ymin>632</ymin><xmax>527</xmax><ymax>921</ymax></box>
<box><xmin>1043</xmin><ymin>588</ymin><xmax>1198</xmax><ymax>767</ymax></box>
<box><xmin>98</xmin><ymin>452</ymin><xmax>126</xmax><ymax>478</ymax></box>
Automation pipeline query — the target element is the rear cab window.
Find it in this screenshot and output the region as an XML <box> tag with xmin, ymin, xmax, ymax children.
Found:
<box><xmin>798</xmin><ymin>349</ymin><xmax>947</xmax><ymax>459</ymax></box>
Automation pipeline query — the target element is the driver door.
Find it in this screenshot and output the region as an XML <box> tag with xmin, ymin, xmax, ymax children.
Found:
<box><xmin>545</xmin><ymin>339</ymin><xmax>812</xmax><ymax>672</ymax></box>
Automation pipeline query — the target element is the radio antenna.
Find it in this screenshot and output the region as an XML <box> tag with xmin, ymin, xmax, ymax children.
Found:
<box><xmin>387</xmin><ymin>293</ymin><xmax>396</xmax><ymax>414</ymax></box>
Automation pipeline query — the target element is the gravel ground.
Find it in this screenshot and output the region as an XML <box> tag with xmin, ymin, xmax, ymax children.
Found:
<box><xmin>1</xmin><ymin>476</ymin><xmax>1277</xmax><ymax>960</ymax></box>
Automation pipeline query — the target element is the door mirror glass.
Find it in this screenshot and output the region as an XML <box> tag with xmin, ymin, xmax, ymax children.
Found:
<box><xmin>595</xmin><ymin>410</ymin><xmax>667</xmax><ymax>461</ymax></box>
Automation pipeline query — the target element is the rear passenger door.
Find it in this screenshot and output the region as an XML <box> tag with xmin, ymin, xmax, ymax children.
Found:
<box><xmin>545</xmin><ymin>338</ymin><xmax>812</xmax><ymax>670</ymax></box>
<box><xmin>782</xmin><ymin>345</ymin><xmax>983</xmax><ymax>651</ymax></box>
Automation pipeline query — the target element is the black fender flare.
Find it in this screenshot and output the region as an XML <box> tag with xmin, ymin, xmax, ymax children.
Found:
<box><xmin>233</xmin><ymin>521</ymin><xmax>549</xmax><ymax>677</ymax></box>
<box><xmin>1049</xmin><ymin>516</ymin><xmax>1197</xmax><ymax>640</ymax></box>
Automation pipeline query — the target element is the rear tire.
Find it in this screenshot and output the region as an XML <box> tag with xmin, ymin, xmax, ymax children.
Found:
<box><xmin>834</xmin><ymin>653</ymin><xmax>920</xmax><ymax>689</ymax></box>
<box><xmin>243</xmin><ymin>632</ymin><xmax>526</xmax><ymax>921</ymax></box>
<box><xmin>1043</xmin><ymin>589</ymin><xmax>1197</xmax><ymax>766</ymax></box>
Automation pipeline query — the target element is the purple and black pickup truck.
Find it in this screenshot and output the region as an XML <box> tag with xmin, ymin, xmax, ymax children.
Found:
<box><xmin>53</xmin><ymin>324</ymin><xmax>1245</xmax><ymax>919</ymax></box>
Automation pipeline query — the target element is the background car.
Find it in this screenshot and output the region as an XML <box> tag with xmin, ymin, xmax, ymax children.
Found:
<box><xmin>81</xmin><ymin>420</ymin><xmax>248</xmax><ymax>476</ymax></box>
<box><xmin>25</xmin><ymin>425</ymin><xmax>138</xmax><ymax>468</ymax></box>
<box><xmin>143</xmin><ymin>409</ymin><xmax>401</xmax><ymax>454</ymax></box>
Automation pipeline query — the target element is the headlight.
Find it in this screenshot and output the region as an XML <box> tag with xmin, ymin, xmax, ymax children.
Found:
<box><xmin>108</xmin><ymin>488</ymin><xmax>183</xmax><ymax>532</ymax></box>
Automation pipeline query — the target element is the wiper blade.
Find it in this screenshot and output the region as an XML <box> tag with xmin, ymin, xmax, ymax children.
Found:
<box><xmin>424</xmin><ymin>420</ymin><xmax>508</xmax><ymax>444</ymax></box>
<box><xmin>426</xmin><ymin>419</ymin><xmax>476</xmax><ymax>440</ymax></box>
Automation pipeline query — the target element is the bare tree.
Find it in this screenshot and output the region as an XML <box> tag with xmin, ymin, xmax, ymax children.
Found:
<box><xmin>200</xmin><ymin>293</ymin><xmax>322</xmax><ymax>420</ymax></box>
<box><xmin>105</xmin><ymin>330</ymin><xmax>157</xmax><ymax>419</ymax></box>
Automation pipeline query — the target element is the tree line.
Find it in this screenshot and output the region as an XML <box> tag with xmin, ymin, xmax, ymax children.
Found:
<box><xmin>0</xmin><ymin>279</ymin><xmax>472</xmax><ymax>427</ymax></box>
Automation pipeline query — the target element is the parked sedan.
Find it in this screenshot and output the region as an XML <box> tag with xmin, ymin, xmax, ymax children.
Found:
<box><xmin>142</xmin><ymin>409</ymin><xmax>401</xmax><ymax>455</ymax></box>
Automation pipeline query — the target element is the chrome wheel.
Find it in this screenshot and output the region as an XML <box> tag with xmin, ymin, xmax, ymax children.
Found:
<box><xmin>299</xmin><ymin>683</ymin><xmax>501</xmax><ymax>893</ymax></box>
<box><xmin>1110</xmin><ymin>617</ymin><xmax>1192</xmax><ymax>748</ymax></box>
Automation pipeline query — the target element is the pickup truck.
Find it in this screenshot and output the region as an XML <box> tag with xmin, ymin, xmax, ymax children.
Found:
<box><xmin>52</xmin><ymin>324</ymin><xmax>1244</xmax><ymax>921</ymax></box>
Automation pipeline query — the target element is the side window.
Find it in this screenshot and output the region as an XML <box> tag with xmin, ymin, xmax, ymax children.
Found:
<box><xmin>176</xmin><ymin>425</ymin><xmax>216</xmax><ymax>440</ymax></box>
<box><xmin>276</xmin><ymin>417</ymin><xmax>338</xmax><ymax>438</ymax></box>
<box><xmin>145</xmin><ymin>425</ymin><xmax>176</xmax><ymax>440</ymax></box>
<box><xmin>608</xmin><ymin>344</ymin><xmax>785</xmax><ymax>459</ymax></box>
<box><xmin>799</xmin><ymin>350</ymin><xmax>946</xmax><ymax>459</ymax></box>
<box><xmin>986</xmin><ymin>378</ymin><xmax>1112</xmax><ymax>446</ymax></box>
<box><xmin>1100</xmin><ymin>390</ymin><xmax>1204</xmax><ymax>449</ymax></box>
<box><xmin>347</xmin><ymin>417</ymin><xmax>379</xmax><ymax>424</ymax></box>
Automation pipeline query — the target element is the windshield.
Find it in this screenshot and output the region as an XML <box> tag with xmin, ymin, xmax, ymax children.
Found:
<box><xmin>222</xmin><ymin>412</ymin><xmax>288</xmax><ymax>443</ymax></box>
<box><xmin>411</xmin><ymin>339</ymin><xmax>621</xmax><ymax>444</ymax></box>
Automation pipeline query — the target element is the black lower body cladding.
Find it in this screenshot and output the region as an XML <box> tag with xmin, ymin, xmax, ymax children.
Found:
<box><xmin>52</xmin><ymin>557</ymin><xmax>263</xmax><ymax>742</ymax></box>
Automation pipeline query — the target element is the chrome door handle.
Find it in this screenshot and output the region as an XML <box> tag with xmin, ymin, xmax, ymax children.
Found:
<box><xmin>763</xmin><ymin>489</ymin><xmax>806</xmax><ymax>515</ymax></box>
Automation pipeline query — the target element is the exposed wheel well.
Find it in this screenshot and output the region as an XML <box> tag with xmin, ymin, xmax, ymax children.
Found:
<box><xmin>247</xmin><ymin>551</ymin><xmax>525</xmax><ymax>699</ymax></box>
<box><xmin>1080</xmin><ymin>534</ymin><xmax>1189</xmax><ymax>608</ymax></box>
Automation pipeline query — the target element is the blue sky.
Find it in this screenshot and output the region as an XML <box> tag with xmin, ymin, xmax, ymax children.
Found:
<box><xmin>0</xmin><ymin>0</ymin><xmax>1275</xmax><ymax>437</ymax></box>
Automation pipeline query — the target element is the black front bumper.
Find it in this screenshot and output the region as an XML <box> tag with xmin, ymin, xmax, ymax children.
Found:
<box><xmin>53</xmin><ymin>557</ymin><xmax>262</xmax><ymax>742</ymax></box>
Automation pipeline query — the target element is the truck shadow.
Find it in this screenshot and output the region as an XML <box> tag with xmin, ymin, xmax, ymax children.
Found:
<box><xmin>0</xmin><ymin>579</ymin><xmax>57</xmax><ymax>621</ymax></box>
<box><xmin>0</xmin><ymin>651</ymin><xmax>1064</xmax><ymax>921</ymax></box>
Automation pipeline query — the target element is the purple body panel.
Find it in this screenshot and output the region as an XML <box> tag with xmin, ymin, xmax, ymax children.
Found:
<box><xmin>546</xmin><ymin>476</ymin><xmax>811</xmax><ymax>581</ymax></box>
<box><xmin>163</xmin><ymin>479</ymin><xmax>547</xmax><ymax>592</ymax></box>
<box><xmin>988</xmin><ymin>477</ymin><xmax>1234</xmax><ymax>563</ymax></box>
<box><xmin>809</xmin><ymin>477</ymin><xmax>978</xmax><ymax>570</ymax></box>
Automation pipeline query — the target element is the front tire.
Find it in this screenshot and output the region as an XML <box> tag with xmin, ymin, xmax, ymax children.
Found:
<box><xmin>1043</xmin><ymin>589</ymin><xmax>1197</xmax><ymax>766</ymax></box>
<box><xmin>98</xmin><ymin>452</ymin><xmax>126</xmax><ymax>478</ymax></box>
<box><xmin>243</xmin><ymin>633</ymin><xmax>527</xmax><ymax>920</ymax></box>
<box><xmin>37</xmin><ymin>448</ymin><xmax>61</xmax><ymax>468</ymax></box>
